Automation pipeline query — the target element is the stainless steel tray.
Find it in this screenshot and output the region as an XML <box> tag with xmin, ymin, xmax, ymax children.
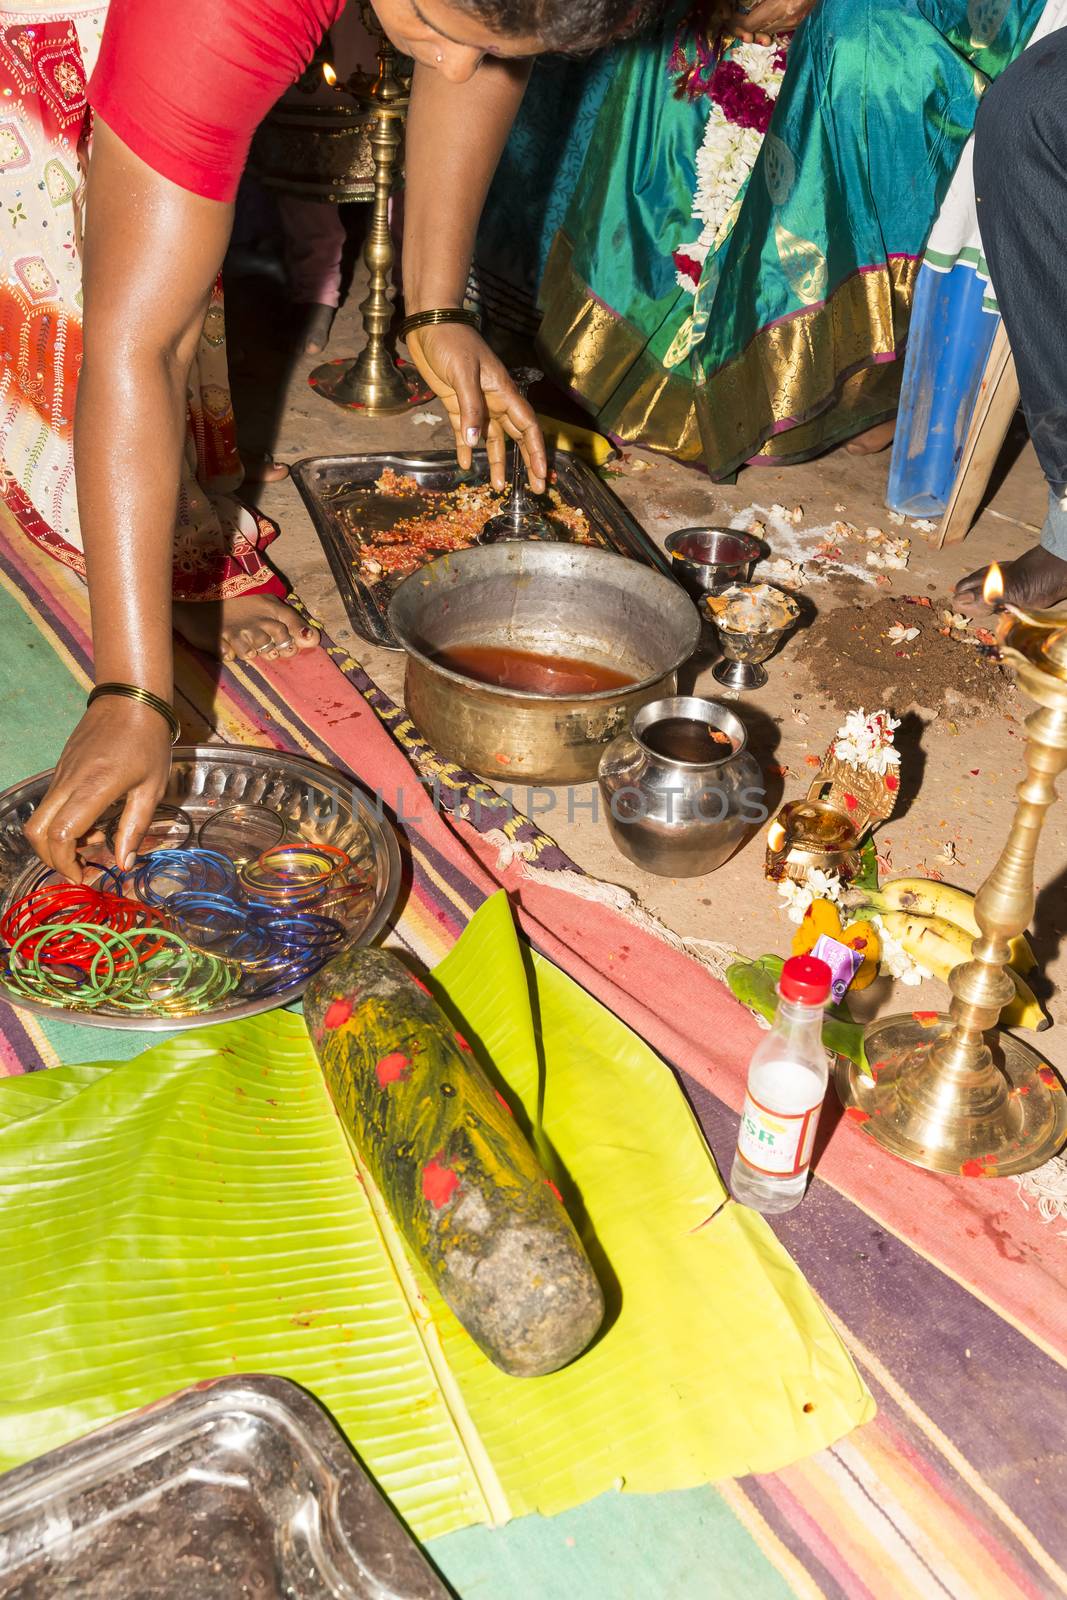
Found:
<box><xmin>0</xmin><ymin>1375</ymin><xmax>450</xmax><ymax>1599</ymax></box>
<box><xmin>0</xmin><ymin>746</ymin><xmax>401</xmax><ymax>1031</ymax></box>
<box><xmin>291</xmin><ymin>447</ymin><xmax>673</xmax><ymax>648</ymax></box>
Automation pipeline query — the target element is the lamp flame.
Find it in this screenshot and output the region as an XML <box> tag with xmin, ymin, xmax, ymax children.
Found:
<box><xmin>767</xmin><ymin>819</ymin><xmax>786</xmax><ymax>852</ymax></box>
<box><xmin>322</xmin><ymin>61</ymin><xmax>338</xmax><ymax>86</ymax></box>
<box><xmin>983</xmin><ymin>562</ymin><xmax>1004</xmax><ymax>607</ymax></box>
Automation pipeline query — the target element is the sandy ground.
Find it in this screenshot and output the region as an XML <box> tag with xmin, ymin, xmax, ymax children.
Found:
<box><xmin>227</xmin><ymin>257</ymin><xmax>1067</xmax><ymax>1078</ymax></box>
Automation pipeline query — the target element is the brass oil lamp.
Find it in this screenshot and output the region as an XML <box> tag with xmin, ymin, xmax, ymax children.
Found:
<box><xmin>835</xmin><ymin>567</ymin><xmax>1067</xmax><ymax>1176</ymax></box>
<box><xmin>309</xmin><ymin>5</ymin><xmax>431</xmax><ymax>414</ymax></box>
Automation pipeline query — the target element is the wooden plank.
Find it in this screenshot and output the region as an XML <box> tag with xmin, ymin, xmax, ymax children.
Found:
<box><xmin>937</xmin><ymin>322</ymin><xmax>1020</xmax><ymax>547</ymax></box>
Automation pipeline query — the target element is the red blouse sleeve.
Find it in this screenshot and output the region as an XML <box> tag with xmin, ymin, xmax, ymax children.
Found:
<box><xmin>88</xmin><ymin>0</ymin><xmax>344</xmax><ymax>202</ymax></box>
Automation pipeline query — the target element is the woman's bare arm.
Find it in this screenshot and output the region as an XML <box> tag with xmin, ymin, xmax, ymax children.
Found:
<box><xmin>25</xmin><ymin>121</ymin><xmax>233</xmax><ymax>879</ymax></box>
<box><xmin>401</xmin><ymin>59</ymin><xmax>547</xmax><ymax>491</ymax></box>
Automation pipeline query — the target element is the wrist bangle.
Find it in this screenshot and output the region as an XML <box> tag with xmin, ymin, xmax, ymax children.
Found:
<box><xmin>87</xmin><ymin>682</ymin><xmax>181</xmax><ymax>745</ymax></box>
<box><xmin>398</xmin><ymin>307</ymin><xmax>482</xmax><ymax>340</ymax></box>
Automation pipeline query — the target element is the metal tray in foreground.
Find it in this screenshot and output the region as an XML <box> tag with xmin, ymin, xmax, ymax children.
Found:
<box><xmin>0</xmin><ymin>1375</ymin><xmax>450</xmax><ymax>1599</ymax></box>
<box><xmin>291</xmin><ymin>447</ymin><xmax>673</xmax><ymax>649</ymax></box>
<box><xmin>0</xmin><ymin>746</ymin><xmax>401</xmax><ymax>1031</ymax></box>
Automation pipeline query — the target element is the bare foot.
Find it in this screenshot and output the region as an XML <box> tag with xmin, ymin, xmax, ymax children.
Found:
<box><xmin>174</xmin><ymin>594</ymin><xmax>319</xmax><ymax>662</ymax></box>
<box><xmin>954</xmin><ymin>544</ymin><xmax>1067</xmax><ymax>614</ymax></box>
<box><xmin>240</xmin><ymin>453</ymin><xmax>289</xmax><ymax>485</ymax></box>
<box><xmin>846</xmin><ymin>420</ymin><xmax>897</xmax><ymax>456</ymax></box>
<box><xmin>296</xmin><ymin>302</ymin><xmax>337</xmax><ymax>356</ymax></box>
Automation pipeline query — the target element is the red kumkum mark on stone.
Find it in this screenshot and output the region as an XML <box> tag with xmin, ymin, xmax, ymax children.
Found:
<box><xmin>543</xmin><ymin>1179</ymin><xmax>563</xmax><ymax>1204</ymax></box>
<box><xmin>375</xmin><ymin>1052</ymin><xmax>409</xmax><ymax>1087</ymax></box>
<box><xmin>410</xmin><ymin>975</ymin><xmax>431</xmax><ymax>995</ymax></box>
<box><xmin>323</xmin><ymin>998</ymin><xmax>352</xmax><ymax>1031</ymax></box>
<box><xmin>493</xmin><ymin>1089</ymin><xmax>513</xmax><ymax>1117</ymax></box>
<box><xmin>454</xmin><ymin>1031</ymin><xmax>472</xmax><ymax>1052</ymax></box>
<box><xmin>422</xmin><ymin>1156</ymin><xmax>460</xmax><ymax>1210</ymax></box>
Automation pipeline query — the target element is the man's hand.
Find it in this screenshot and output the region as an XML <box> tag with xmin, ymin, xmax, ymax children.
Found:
<box><xmin>25</xmin><ymin>699</ymin><xmax>171</xmax><ymax>881</ymax></box>
<box><xmin>406</xmin><ymin>323</ymin><xmax>547</xmax><ymax>492</ymax></box>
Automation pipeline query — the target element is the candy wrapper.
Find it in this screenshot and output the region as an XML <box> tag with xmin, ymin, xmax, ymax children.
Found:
<box><xmin>811</xmin><ymin>934</ymin><xmax>862</xmax><ymax>1004</ymax></box>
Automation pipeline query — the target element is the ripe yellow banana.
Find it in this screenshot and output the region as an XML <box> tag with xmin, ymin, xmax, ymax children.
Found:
<box><xmin>866</xmin><ymin>879</ymin><xmax>1037</xmax><ymax>974</ymax></box>
<box><xmin>878</xmin><ymin>911</ymin><xmax>1047</xmax><ymax>1031</ymax></box>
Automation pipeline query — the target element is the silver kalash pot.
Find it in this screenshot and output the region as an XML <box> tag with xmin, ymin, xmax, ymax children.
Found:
<box><xmin>597</xmin><ymin>696</ymin><xmax>764</xmax><ymax>877</ymax></box>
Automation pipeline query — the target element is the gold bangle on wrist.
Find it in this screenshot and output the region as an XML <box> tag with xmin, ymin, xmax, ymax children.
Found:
<box><xmin>398</xmin><ymin>307</ymin><xmax>482</xmax><ymax>340</ymax></box>
<box><xmin>86</xmin><ymin>682</ymin><xmax>181</xmax><ymax>745</ymax></box>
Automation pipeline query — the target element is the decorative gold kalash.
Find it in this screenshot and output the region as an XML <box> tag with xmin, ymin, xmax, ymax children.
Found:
<box><xmin>307</xmin><ymin>5</ymin><xmax>432</xmax><ymax>414</ymax></box>
<box><xmin>765</xmin><ymin>736</ymin><xmax>897</xmax><ymax>886</ymax></box>
<box><xmin>835</xmin><ymin>568</ymin><xmax>1067</xmax><ymax>1177</ymax></box>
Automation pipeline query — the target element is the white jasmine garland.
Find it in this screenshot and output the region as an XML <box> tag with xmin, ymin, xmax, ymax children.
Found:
<box><xmin>675</xmin><ymin>40</ymin><xmax>787</xmax><ymax>295</ymax></box>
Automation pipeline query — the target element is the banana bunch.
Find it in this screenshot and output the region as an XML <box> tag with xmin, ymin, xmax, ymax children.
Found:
<box><xmin>856</xmin><ymin>879</ymin><xmax>1047</xmax><ymax>1033</ymax></box>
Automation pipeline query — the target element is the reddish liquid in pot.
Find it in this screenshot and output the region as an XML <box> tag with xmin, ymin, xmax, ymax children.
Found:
<box><xmin>433</xmin><ymin>643</ymin><xmax>637</xmax><ymax>695</ymax></box>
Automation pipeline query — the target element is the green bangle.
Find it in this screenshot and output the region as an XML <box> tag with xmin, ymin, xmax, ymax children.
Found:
<box><xmin>398</xmin><ymin>307</ymin><xmax>482</xmax><ymax>341</ymax></box>
<box><xmin>87</xmin><ymin>682</ymin><xmax>181</xmax><ymax>745</ymax></box>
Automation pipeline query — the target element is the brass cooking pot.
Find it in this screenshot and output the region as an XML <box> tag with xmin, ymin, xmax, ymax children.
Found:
<box><xmin>388</xmin><ymin>544</ymin><xmax>701</xmax><ymax>785</ymax></box>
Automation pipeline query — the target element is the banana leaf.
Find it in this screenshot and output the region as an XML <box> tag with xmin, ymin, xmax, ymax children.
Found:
<box><xmin>0</xmin><ymin>893</ymin><xmax>872</xmax><ymax>1539</ymax></box>
<box><xmin>726</xmin><ymin>953</ymin><xmax>869</xmax><ymax>1073</ymax></box>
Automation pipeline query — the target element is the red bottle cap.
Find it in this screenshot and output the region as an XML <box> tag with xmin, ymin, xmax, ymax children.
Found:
<box><xmin>779</xmin><ymin>954</ymin><xmax>832</xmax><ymax>1006</ymax></box>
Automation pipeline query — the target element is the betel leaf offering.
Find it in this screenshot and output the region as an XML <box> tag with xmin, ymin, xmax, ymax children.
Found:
<box><xmin>304</xmin><ymin>949</ymin><xmax>604</xmax><ymax>1377</ymax></box>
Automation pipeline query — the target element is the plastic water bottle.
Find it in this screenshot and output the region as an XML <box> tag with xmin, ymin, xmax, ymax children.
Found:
<box><xmin>730</xmin><ymin>954</ymin><xmax>832</xmax><ymax>1214</ymax></box>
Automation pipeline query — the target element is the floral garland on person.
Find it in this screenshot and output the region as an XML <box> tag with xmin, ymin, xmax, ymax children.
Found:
<box><xmin>671</xmin><ymin>35</ymin><xmax>789</xmax><ymax>295</ymax></box>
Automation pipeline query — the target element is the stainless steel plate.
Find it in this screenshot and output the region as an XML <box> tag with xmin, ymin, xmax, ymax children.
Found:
<box><xmin>0</xmin><ymin>746</ymin><xmax>401</xmax><ymax>1032</ymax></box>
<box><xmin>0</xmin><ymin>1375</ymin><xmax>449</xmax><ymax>1599</ymax></box>
<box><xmin>291</xmin><ymin>447</ymin><xmax>674</xmax><ymax>648</ymax></box>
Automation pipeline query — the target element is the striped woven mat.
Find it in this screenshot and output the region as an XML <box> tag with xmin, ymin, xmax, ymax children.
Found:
<box><xmin>0</xmin><ymin>505</ymin><xmax>1064</xmax><ymax>1598</ymax></box>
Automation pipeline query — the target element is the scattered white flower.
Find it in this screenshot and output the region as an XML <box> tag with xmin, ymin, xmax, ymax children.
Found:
<box><xmin>833</xmin><ymin>708</ymin><xmax>901</xmax><ymax>775</ymax></box>
<box><xmin>910</xmin><ymin>518</ymin><xmax>937</xmax><ymax>533</ymax></box>
<box><xmin>770</xmin><ymin>503</ymin><xmax>791</xmax><ymax>520</ymax></box>
<box><xmin>866</xmin><ymin>536</ymin><xmax>910</xmax><ymax>570</ymax></box>
<box><xmin>790</xmin><ymin>505</ymin><xmax>804</xmax><ymax>524</ymax></box>
<box><xmin>935</xmin><ymin>839</ymin><xmax>961</xmax><ymax>866</ymax></box>
<box><xmin>873</xmin><ymin>915</ymin><xmax>931</xmax><ymax>985</ymax></box>
<box><xmin>747</xmin><ymin>518</ymin><xmax>767</xmax><ymax>538</ymax></box>
<box><xmin>834</xmin><ymin>502</ymin><xmax>847</xmax><ymax>513</ymax></box>
<box><xmin>864</xmin><ymin>526</ymin><xmax>885</xmax><ymax>541</ymax></box>
<box><xmin>887</xmin><ymin>509</ymin><xmax>907</xmax><ymax>525</ymax></box>
<box><xmin>791</xmin><ymin>705</ymin><xmax>811</xmax><ymax>725</ymax></box>
<box><xmin>941</xmin><ymin>610</ymin><xmax>970</xmax><ymax>633</ymax></box>
<box><xmin>761</xmin><ymin>556</ymin><xmax>806</xmax><ymax>587</ymax></box>
<box><xmin>885</xmin><ymin>623</ymin><xmax>920</xmax><ymax>644</ymax></box>
<box><xmin>412</xmin><ymin>411</ymin><xmax>442</xmax><ymax>425</ymax></box>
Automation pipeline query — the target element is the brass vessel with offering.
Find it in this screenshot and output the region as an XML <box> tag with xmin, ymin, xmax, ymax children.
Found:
<box><xmin>835</xmin><ymin>571</ymin><xmax>1067</xmax><ymax>1177</ymax></box>
<box><xmin>766</xmin><ymin>744</ymin><xmax>896</xmax><ymax>885</ymax></box>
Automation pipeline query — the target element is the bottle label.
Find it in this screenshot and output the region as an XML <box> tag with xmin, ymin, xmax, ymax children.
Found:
<box><xmin>736</xmin><ymin>1091</ymin><xmax>821</xmax><ymax>1177</ymax></box>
